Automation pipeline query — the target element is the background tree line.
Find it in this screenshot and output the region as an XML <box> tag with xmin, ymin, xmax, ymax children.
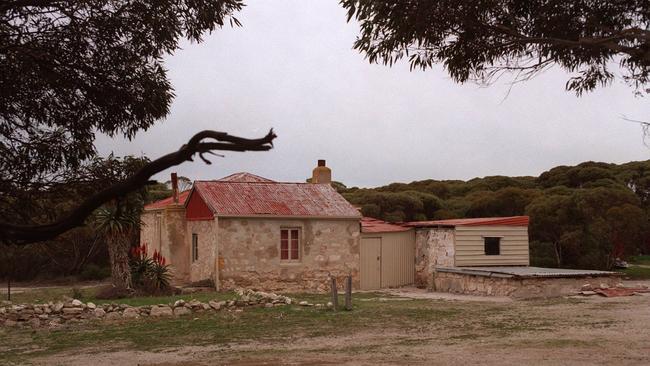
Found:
<box><xmin>341</xmin><ymin>160</ymin><xmax>650</xmax><ymax>270</ymax></box>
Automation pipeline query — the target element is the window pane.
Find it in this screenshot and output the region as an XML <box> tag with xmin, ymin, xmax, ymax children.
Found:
<box><xmin>291</xmin><ymin>230</ymin><xmax>298</xmax><ymax>240</ymax></box>
<box><xmin>281</xmin><ymin>230</ymin><xmax>288</xmax><ymax>240</ymax></box>
<box><xmin>291</xmin><ymin>238</ymin><xmax>299</xmax><ymax>259</ymax></box>
<box><xmin>281</xmin><ymin>238</ymin><xmax>288</xmax><ymax>259</ymax></box>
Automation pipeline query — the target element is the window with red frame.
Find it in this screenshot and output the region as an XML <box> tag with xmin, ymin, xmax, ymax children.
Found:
<box><xmin>280</xmin><ymin>228</ymin><xmax>300</xmax><ymax>261</ymax></box>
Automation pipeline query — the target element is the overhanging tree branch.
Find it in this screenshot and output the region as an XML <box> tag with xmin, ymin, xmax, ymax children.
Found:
<box><xmin>0</xmin><ymin>129</ymin><xmax>277</xmax><ymax>245</ymax></box>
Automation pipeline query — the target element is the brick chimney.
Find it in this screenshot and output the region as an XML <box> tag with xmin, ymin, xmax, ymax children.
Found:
<box><xmin>311</xmin><ymin>159</ymin><xmax>331</xmax><ymax>184</ymax></box>
<box><xmin>171</xmin><ymin>172</ymin><xmax>179</xmax><ymax>203</ymax></box>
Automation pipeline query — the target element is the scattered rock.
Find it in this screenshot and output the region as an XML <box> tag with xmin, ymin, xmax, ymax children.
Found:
<box><xmin>264</xmin><ymin>303</ymin><xmax>273</xmax><ymax>308</ymax></box>
<box><xmin>580</xmin><ymin>290</ymin><xmax>597</xmax><ymax>296</ymax></box>
<box><xmin>150</xmin><ymin>306</ymin><xmax>173</xmax><ymax>317</ymax></box>
<box><xmin>599</xmin><ymin>283</ymin><xmax>610</xmax><ymax>289</ymax></box>
<box><xmin>53</xmin><ymin>302</ymin><xmax>64</xmax><ymax>313</ymax></box>
<box><xmin>326</xmin><ymin>302</ymin><xmax>333</xmax><ymax>308</ymax></box>
<box><xmin>173</xmin><ymin>307</ymin><xmax>191</xmax><ymax>316</ymax></box>
<box><xmin>94</xmin><ymin>308</ymin><xmax>106</xmax><ymax>318</ymax></box>
<box><xmin>4</xmin><ymin>319</ymin><xmax>17</xmax><ymax>327</ymax></box>
<box><xmin>86</xmin><ymin>302</ymin><xmax>97</xmax><ymax>310</ymax></box>
<box><xmin>105</xmin><ymin>312</ymin><xmax>121</xmax><ymax>321</ymax></box>
<box><xmin>122</xmin><ymin>308</ymin><xmax>139</xmax><ymax>319</ymax></box>
<box><xmin>173</xmin><ymin>300</ymin><xmax>185</xmax><ymax>308</ymax></box>
<box><xmin>62</xmin><ymin>307</ymin><xmax>83</xmax><ymax>315</ymax></box>
<box><xmin>581</xmin><ymin>284</ymin><xmax>593</xmax><ymax>291</ymax></box>
<box><xmin>298</xmin><ymin>301</ymin><xmax>309</xmax><ymax>306</ymax></box>
<box><xmin>209</xmin><ymin>300</ymin><xmax>224</xmax><ymax>311</ymax></box>
<box><xmin>71</xmin><ymin>299</ymin><xmax>83</xmax><ymax>307</ymax></box>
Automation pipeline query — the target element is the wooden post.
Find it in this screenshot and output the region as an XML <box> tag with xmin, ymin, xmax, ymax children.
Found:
<box><xmin>344</xmin><ymin>275</ymin><xmax>352</xmax><ymax>311</ymax></box>
<box><xmin>330</xmin><ymin>276</ymin><xmax>338</xmax><ymax>311</ymax></box>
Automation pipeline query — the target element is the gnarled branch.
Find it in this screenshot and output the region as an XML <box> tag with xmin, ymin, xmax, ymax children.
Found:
<box><xmin>0</xmin><ymin>129</ymin><xmax>277</xmax><ymax>245</ymax></box>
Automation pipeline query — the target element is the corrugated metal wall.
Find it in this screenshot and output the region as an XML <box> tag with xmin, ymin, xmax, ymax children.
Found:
<box><xmin>454</xmin><ymin>225</ymin><xmax>529</xmax><ymax>266</ymax></box>
<box><xmin>360</xmin><ymin>230</ymin><xmax>416</xmax><ymax>290</ymax></box>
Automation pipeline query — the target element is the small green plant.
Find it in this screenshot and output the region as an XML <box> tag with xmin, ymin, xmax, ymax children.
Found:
<box><xmin>71</xmin><ymin>287</ymin><xmax>83</xmax><ymax>300</ymax></box>
<box><xmin>79</xmin><ymin>264</ymin><xmax>111</xmax><ymax>281</ymax></box>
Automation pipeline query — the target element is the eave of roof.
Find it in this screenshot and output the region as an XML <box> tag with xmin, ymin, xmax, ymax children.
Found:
<box><xmin>405</xmin><ymin>216</ymin><xmax>529</xmax><ymax>228</ymax></box>
<box><xmin>361</xmin><ymin>217</ymin><xmax>411</xmax><ymax>233</ymax></box>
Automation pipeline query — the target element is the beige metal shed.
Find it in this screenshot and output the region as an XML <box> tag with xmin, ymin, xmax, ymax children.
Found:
<box><xmin>360</xmin><ymin>218</ymin><xmax>416</xmax><ymax>290</ymax></box>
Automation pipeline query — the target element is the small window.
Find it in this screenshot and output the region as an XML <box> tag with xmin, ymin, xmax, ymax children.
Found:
<box><xmin>192</xmin><ymin>233</ymin><xmax>199</xmax><ymax>262</ymax></box>
<box><xmin>280</xmin><ymin>228</ymin><xmax>300</xmax><ymax>261</ymax></box>
<box><xmin>484</xmin><ymin>237</ymin><xmax>501</xmax><ymax>256</ymax></box>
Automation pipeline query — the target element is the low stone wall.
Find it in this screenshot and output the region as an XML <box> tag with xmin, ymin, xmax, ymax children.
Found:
<box><xmin>0</xmin><ymin>289</ymin><xmax>293</xmax><ymax>329</ymax></box>
<box><xmin>433</xmin><ymin>271</ymin><xmax>622</xmax><ymax>299</ymax></box>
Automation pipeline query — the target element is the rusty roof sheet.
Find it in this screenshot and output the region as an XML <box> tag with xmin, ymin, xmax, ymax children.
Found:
<box><xmin>193</xmin><ymin>180</ymin><xmax>360</xmax><ymax>218</ymax></box>
<box><xmin>144</xmin><ymin>190</ymin><xmax>190</xmax><ymax>210</ymax></box>
<box><xmin>217</xmin><ymin>172</ymin><xmax>275</xmax><ymax>183</ymax></box>
<box><xmin>406</xmin><ymin>216</ymin><xmax>529</xmax><ymax>228</ymax></box>
<box><xmin>362</xmin><ymin>217</ymin><xmax>411</xmax><ymax>233</ymax></box>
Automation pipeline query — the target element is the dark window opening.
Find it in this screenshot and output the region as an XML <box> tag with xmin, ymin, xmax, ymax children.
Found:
<box><xmin>484</xmin><ymin>237</ymin><xmax>501</xmax><ymax>256</ymax></box>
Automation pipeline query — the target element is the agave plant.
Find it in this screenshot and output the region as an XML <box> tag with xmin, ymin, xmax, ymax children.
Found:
<box><xmin>94</xmin><ymin>203</ymin><xmax>143</xmax><ymax>291</ymax></box>
<box><xmin>149</xmin><ymin>249</ymin><xmax>172</xmax><ymax>291</ymax></box>
<box><xmin>130</xmin><ymin>243</ymin><xmax>153</xmax><ymax>287</ymax></box>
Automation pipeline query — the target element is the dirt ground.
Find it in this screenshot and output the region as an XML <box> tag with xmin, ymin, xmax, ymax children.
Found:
<box><xmin>23</xmin><ymin>282</ymin><xmax>650</xmax><ymax>366</ymax></box>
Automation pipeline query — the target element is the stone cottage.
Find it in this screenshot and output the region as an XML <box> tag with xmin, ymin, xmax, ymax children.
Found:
<box><xmin>140</xmin><ymin>161</ymin><xmax>362</xmax><ymax>292</ymax></box>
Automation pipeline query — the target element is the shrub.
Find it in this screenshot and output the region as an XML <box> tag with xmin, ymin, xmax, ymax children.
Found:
<box><xmin>79</xmin><ymin>264</ymin><xmax>111</xmax><ymax>281</ymax></box>
<box><xmin>71</xmin><ymin>287</ymin><xmax>83</xmax><ymax>300</ymax></box>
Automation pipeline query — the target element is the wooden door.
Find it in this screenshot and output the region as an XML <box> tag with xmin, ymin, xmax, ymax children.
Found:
<box><xmin>360</xmin><ymin>237</ymin><xmax>381</xmax><ymax>290</ymax></box>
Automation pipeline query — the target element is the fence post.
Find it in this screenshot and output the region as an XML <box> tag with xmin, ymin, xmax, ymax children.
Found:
<box><xmin>344</xmin><ymin>275</ymin><xmax>352</xmax><ymax>310</ymax></box>
<box><xmin>330</xmin><ymin>276</ymin><xmax>338</xmax><ymax>311</ymax></box>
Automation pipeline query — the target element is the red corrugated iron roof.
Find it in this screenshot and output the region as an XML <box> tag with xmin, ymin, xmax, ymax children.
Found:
<box><xmin>406</xmin><ymin>216</ymin><xmax>529</xmax><ymax>227</ymax></box>
<box><xmin>217</xmin><ymin>172</ymin><xmax>275</xmax><ymax>183</ymax></box>
<box><xmin>193</xmin><ymin>180</ymin><xmax>360</xmax><ymax>218</ymax></box>
<box><xmin>144</xmin><ymin>190</ymin><xmax>190</xmax><ymax>210</ymax></box>
<box><xmin>361</xmin><ymin>217</ymin><xmax>411</xmax><ymax>233</ymax></box>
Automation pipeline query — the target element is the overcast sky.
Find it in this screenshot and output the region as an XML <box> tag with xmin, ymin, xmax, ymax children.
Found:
<box><xmin>96</xmin><ymin>1</ymin><xmax>649</xmax><ymax>188</ymax></box>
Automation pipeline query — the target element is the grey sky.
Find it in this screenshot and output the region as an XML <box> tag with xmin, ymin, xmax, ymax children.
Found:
<box><xmin>96</xmin><ymin>1</ymin><xmax>649</xmax><ymax>188</ymax></box>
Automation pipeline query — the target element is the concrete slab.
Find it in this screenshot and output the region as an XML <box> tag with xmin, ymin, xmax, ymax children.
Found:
<box><xmin>436</xmin><ymin>266</ymin><xmax>618</xmax><ymax>279</ymax></box>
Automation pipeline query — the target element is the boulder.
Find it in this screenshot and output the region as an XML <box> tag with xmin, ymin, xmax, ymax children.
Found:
<box><xmin>62</xmin><ymin>307</ymin><xmax>83</xmax><ymax>315</ymax></box>
<box><xmin>264</xmin><ymin>303</ymin><xmax>273</xmax><ymax>308</ymax></box>
<box><xmin>94</xmin><ymin>308</ymin><xmax>106</xmax><ymax>318</ymax></box>
<box><xmin>86</xmin><ymin>302</ymin><xmax>97</xmax><ymax>310</ymax></box>
<box><xmin>105</xmin><ymin>311</ymin><xmax>121</xmax><ymax>321</ymax></box>
<box><xmin>188</xmin><ymin>299</ymin><xmax>202</xmax><ymax>308</ymax></box>
<box><xmin>208</xmin><ymin>300</ymin><xmax>225</xmax><ymax>311</ymax></box>
<box><xmin>71</xmin><ymin>299</ymin><xmax>83</xmax><ymax>307</ymax></box>
<box><xmin>174</xmin><ymin>307</ymin><xmax>191</xmax><ymax>316</ymax></box>
<box><xmin>150</xmin><ymin>306</ymin><xmax>173</xmax><ymax>317</ymax></box>
<box><xmin>122</xmin><ymin>308</ymin><xmax>139</xmax><ymax>319</ymax></box>
<box><xmin>298</xmin><ymin>301</ymin><xmax>309</xmax><ymax>306</ymax></box>
<box><xmin>53</xmin><ymin>302</ymin><xmax>64</xmax><ymax>313</ymax></box>
<box><xmin>173</xmin><ymin>300</ymin><xmax>185</xmax><ymax>308</ymax></box>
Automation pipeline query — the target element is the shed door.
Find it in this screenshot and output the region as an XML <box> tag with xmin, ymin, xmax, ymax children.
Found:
<box><xmin>360</xmin><ymin>238</ymin><xmax>381</xmax><ymax>290</ymax></box>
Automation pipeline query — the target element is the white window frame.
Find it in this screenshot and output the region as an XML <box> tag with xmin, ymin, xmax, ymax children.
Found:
<box><xmin>280</xmin><ymin>228</ymin><xmax>301</xmax><ymax>262</ymax></box>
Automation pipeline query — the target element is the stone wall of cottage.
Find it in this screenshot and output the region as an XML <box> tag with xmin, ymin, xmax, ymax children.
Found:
<box><xmin>139</xmin><ymin>206</ymin><xmax>189</xmax><ymax>283</ymax></box>
<box><xmin>433</xmin><ymin>271</ymin><xmax>621</xmax><ymax>298</ymax></box>
<box><xmin>415</xmin><ymin>228</ymin><xmax>455</xmax><ymax>288</ymax></box>
<box><xmin>216</xmin><ymin>217</ymin><xmax>361</xmax><ymax>292</ymax></box>
<box><xmin>187</xmin><ymin>219</ymin><xmax>219</xmax><ymax>284</ymax></box>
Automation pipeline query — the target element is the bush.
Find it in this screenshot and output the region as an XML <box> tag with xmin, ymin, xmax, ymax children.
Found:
<box><xmin>79</xmin><ymin>264</ymin><xmax>111</xmax><ymax>281</ymax></box>
<box><xmin>129</xmin><ymin>243</ymin><xmax>172</xmax><ymax>295</ymax></box>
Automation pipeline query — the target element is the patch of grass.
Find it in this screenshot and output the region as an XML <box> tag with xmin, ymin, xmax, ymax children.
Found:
<box><xmin>4</xmin><ymin>295</ymin><xmax>469</xmax><ymax>363</ymax></box>
<box><xmin>628</xmin><ymin>255</ymin><xmax>650</xmax><ymax>266</ymax></box>
<box><xmin>616</xmin><ymin>265</ymin><xmax>650</xmax><ymax>279</ymax></box>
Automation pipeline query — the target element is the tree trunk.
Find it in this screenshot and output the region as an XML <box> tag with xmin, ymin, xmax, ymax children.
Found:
<box><xmin>107</xmin><ymin>234</ymin><xmax>132</xmax><ymax>289</ymax></box>
<box><xmin>553</xmin><ymin>241</ymin><xmax>562</xmax><ymax>267</ymax></box>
